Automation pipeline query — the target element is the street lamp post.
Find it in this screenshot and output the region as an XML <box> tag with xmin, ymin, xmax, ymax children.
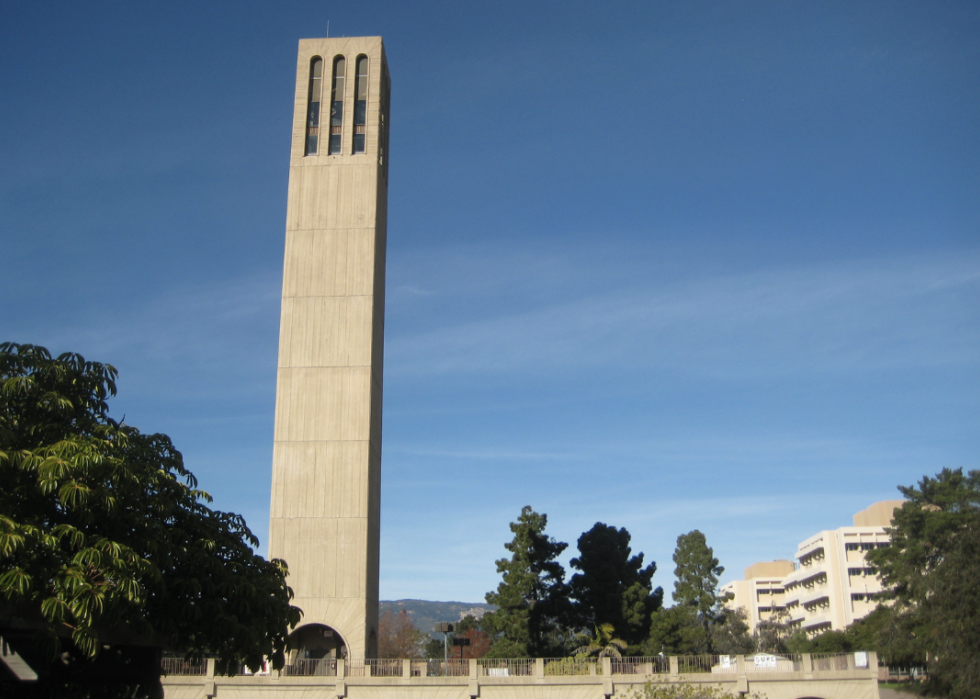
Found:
<box><xmin>433</xmin><ymin>623</ymin><xmax>454</xmax><ymax>672</ymax></box>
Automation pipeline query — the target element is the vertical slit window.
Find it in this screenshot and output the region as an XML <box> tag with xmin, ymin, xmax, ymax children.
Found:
<box><xmin>329</xmin><ymin>56</ymin><xmax>346</xmax><ymax>154</ymax></box>
<box><xmin>378</xmin><ymin>61</ymin><xmax>390</xmax><ymax>184</ymax></box>
<box><xmin>353</xmin><ymin>55</ymin><xmax>368</xmax><ymax>154</ymax></box>
<box><xmin>305</xmin><ymin>58</ymin><xmax>323</xmax><ymax>155</ymax></box>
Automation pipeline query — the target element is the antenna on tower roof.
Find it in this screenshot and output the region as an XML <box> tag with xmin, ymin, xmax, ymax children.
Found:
<box><xmin>326</xmin><ymin>20</ymin><xmax>330</xmax><ymax>38</ymax></box>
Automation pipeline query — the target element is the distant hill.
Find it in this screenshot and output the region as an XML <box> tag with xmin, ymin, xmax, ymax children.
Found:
<box><xmin>380</xmin><ymin>600</ymin><xmax>497</xmax><ymax>638</ymax></box>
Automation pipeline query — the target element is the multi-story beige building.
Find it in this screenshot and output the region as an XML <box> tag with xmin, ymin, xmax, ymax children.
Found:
<box><xmin>721</xmin><ymin>560</ymin><xmax>795</xmax><ymax>632</ymax></box>
<box><xmin>723</xmin><ymin>500</ymin><xmax>904</xmax><ymax>636</ymax></box>
<box><xmin>268</xmin><ymin>36</ymin><xmax>391</xmax><ymax>662</ymax></box>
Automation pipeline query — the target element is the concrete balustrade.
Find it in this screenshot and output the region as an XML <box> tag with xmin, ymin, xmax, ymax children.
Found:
<box><xmin>161</xmin><ymin>652</ymin><xmax>881</xmax><ymax>699</ymax></box>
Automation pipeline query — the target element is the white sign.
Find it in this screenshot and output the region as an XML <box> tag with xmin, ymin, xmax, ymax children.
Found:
<box><xmin>754</xmin><ymin>655</ymin><xmax>778</xmax><ymax>669</ymax></box>
<box><xmin>719</xmin><ymin>655</ymin><xmax>731</xmax><ymax>669</ymax></box>
<box><xmin>855</xmin><ymin>652</ymin><xmax>868</xmax><ymax>668</ymax></box>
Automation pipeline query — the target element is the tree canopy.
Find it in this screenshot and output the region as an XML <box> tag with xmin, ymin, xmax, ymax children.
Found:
<box><xmin>572</xmin><ymin>622</ymin><xmax>628</xmax><ymax>658</ymax></box>
<box><xmin>482</xmin><ymin>506</ymin><xmax>570</xmax><ymax>657</ymax></box>
<box><xmin>377</xmin><ymin>608</ymin><xmax>427</xmax><ymax>659</ymax></box>
<box><xmin>0</xmin><ymin>343</ymin><xmax>301</xmax><ymax>695</ymax></box>
<box><xmin>867</xmin><ymin>468</ymin><xmax>980</xmax><ymax>699</ymax></box>
<box><xmin>568</xmin><ymin>522</ymin><xmax>663</xmax><ymax>647</ymax></box>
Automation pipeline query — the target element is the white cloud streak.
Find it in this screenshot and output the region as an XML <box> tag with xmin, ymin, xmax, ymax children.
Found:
<box><xmin>387</xmin><ymin>250</ymin><xmax>979</xmax><ymax>380</ymax></box>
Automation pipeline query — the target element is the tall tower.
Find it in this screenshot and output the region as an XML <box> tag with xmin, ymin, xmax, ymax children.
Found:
<box><xmin>269</xmin><ymin>36</ymin><xmax>390</xmax><ymax>662</ymax></box>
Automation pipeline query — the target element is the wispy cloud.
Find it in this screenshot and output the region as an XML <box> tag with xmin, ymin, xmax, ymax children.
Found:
<box><xmin>387</xmin><ymin>249</ymin><xmax>980</xmax><ymax>379</ymax></box>
<box><xmin>388</xmin><ymin>446</ymin><xmax>574</xmax><ymax>461</ymax></box>
<box><xmin>8</xmin><ymin>274</ymin><xmax>282</xmax><ymax>401</ymax></box>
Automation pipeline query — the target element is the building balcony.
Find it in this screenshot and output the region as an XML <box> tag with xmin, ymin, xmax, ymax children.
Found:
<box><xmin>783</xmin><ymin>560</ymin><xmax>827</xmax><ymax>587</ymax></box>
<box><xmin>799</xmin><ymin>590</ymin><xmax>830</xmax><ymax>608</ymax></box>
<box><xmin>802</xmin><ymin>614</ymin><xmax>831</xmax><ymax>630</ymax></box>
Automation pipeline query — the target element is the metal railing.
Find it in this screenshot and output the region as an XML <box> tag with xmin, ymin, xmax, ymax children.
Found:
<box><xmin>369</xmin><ymin>659</ymin><xmax>402</xmax><ymax>677</ymax></box>
<box><xmin>885</xmin><ymin>665</ymin><xmax>927</xmax><ymax>680</ymax></box>
<box><xmin>677</xmin><ymin>655</ymin><xmax>737</xmax><ymax>674</ymax></box>
<box><xmin>424</xmin><ymin>659</ymin><xmax>469</xmax><ymax>676</ymax></box>
<box><xmin>542</xmin><ymin>657</ymin><xmax>594</xmax><ymax>676</ymax></box>
<box><xmin>478</xmin><ymin>658</ymin><xmax>533</xmax><ymax>677</ymax></box>
<box><xmin>160</xmin><ymin>657</ymin><xmax>207</xmax><ymax>676</ymax></box>
<box><xmin>611</xmin><ymin>656</ymin><xmax>670</xmax><ymax>675</ymax></box>
<box><xmin>812</xmin><ymin>652</ymin><xmax>853</xmax><ymax>671</ymax></box>
<box><xmin>281</xmin><ymin>658</ymin><xmax>337</xmax><ymax>676</ymax></box>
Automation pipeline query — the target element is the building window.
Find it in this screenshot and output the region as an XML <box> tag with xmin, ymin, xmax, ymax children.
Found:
<box><xmin>352</xmin><ymin>55</ymin><xmax>368</xmax><ymax>154</ymax></box>
<box><xmin>329</xmin><ymin>56</ymin><xmax>346</xmax><ymax>154</ymax></box>
<box><xmin>305</xmin><ymin>57</ymin><xmax>323</xmax><ymax>155</ymax></box>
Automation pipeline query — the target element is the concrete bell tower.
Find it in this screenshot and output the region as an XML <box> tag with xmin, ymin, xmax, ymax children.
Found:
<box><xmin>268</xmin><ymin>36</ymin><xmax>390</xmax><ymax>662</ymax></box>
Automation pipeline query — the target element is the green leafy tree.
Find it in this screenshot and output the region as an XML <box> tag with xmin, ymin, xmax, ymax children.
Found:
<box><xmin>482</xmin><ymin>506</ymin><xmax>570</xmax><ymax>657</ymax></box>
<box><xmin>569</xmin><ymin>523</ymin><xmax>663</xmax><ymax>647</ymax></box>
<box><xmin>709</xmin><ymin>606</ymin><xmax>754</xmax><ymax>656</ymax></box>
<box><xmin>0</xmin><ymin>343</ymin><xmax>301</xmax><ymax>697</ymax></box>
<box><xmin>807</xmin><ymin>629</ymin><xmax>850</xmax><ymax>653</ymax></box>
<box><xmin>867</xmin><ymin>468</ymin><xmax>980</xmax><ymax>699</ymax></box>
<box><xmin>572</xmin><ymin>622</ymin><xmax>628</xmax><ymax>658</ymax></box>
<box><xmin>752</xmin><ymin>608</ymin><xmax>794</xmax><ymax>654</ymax></box>
<box><xmin>625</xmin><ymin>678</ymin><xmax>765</xmax><ymax>699</ymax></box>
<box><xmin>423</xmin><ymin>635</ymin><xmax>444</xmax><ymax>660</ymax></box>
<box><xmin>670</xmin><ymin>530</ymin><xmax>727</xmax><ymax>654</ymax></box>
<box><xmin>841</xmin><ymin>602</ymin><xmax>919</xmax><ymax>665</ymax></box>
<box><xmin>644</xmin><ymin>605</ymin><xmax>698</xmax><ymax>655</ymax></box>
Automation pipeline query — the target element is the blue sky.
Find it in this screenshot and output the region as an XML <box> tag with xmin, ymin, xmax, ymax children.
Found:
<box><xmin>2</xmin><ymin>1</ymin><xmax>977</xmax><ymax>603</ymax></box>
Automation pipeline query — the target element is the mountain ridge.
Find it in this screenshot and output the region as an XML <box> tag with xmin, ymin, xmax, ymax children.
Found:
<box><xmin>379</xmin><ymin>599</ymin><xmax>497</xmax><ymax>638</ymax></box>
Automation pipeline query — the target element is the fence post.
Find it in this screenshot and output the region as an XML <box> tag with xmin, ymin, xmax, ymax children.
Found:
<box><xmin>468</xmin><ymin>661</ymin><xmax>481</xmax><ymax>699</ymax></box>
<box><xmin>867</xmin><ymin>651</ymin><xmax>880</xmax><ymax>692</ymax></box>
<box><xmin>802</xmin><ymin>653</ymin><xmax>812</xmax><ymax>678</ymax></box>
<box><xmin>403</xmin><ymin>659</ymin><xmax>412</xmax><ymax>678</ymax></box>
<box><xmin>206</xmin><ymin>658</ymin><xmax>215</xmax><ymax>678</ymax></box>
<box><xmin>337</xmin><ymin>658</ymin><xmax>345</xmax><ymax>679</ymax></box>
<box><xmin>669</xmin><ymin>656</ymin><xmax>679</xmax><ymax>677</ymax></box>
<box><xmin>601</xmin><ymin>657</ymin><xmax>612</xmax><ymax>677</ymax></box>
<box><xmin>535</xmin><ymin>658</ymin><xmax>545</xmax><ymax>679</ymax></box>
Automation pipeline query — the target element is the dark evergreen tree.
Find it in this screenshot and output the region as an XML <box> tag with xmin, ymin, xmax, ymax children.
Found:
<box><xmin>867</xmin><ymin>468</ymin><xmax>980</xmax><ymax>699</ymax></box>
<box><xmin>482</xmin><ymin>506</ymin><xmax>570</xmax><ymax>657</ymax></box>
<box><xmin>568</xmin><ymin>523</ymin><xmax>662</xmax><ymax>647</ymax></box>
<box><xmin>670</xmin><ymin>530</ymin><xmax>727</xmax><ymax>654</ymax></box>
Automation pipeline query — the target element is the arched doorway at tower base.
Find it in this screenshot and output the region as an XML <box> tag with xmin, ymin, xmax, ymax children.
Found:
<box><xmin>287</xmin><ymin>623</ymin><xmax>347</xmax><ymax>664</ymax></box>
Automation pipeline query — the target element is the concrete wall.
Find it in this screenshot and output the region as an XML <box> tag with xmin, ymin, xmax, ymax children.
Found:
<box><xmin>163</xmin><ymin>655</ymin><xmax>882</xmax><ymax>699</ymax></box>
<box><xmin>853</xmin><ymin>501</ymin><xmax>903</xmax><ymax>528</ymax></box>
